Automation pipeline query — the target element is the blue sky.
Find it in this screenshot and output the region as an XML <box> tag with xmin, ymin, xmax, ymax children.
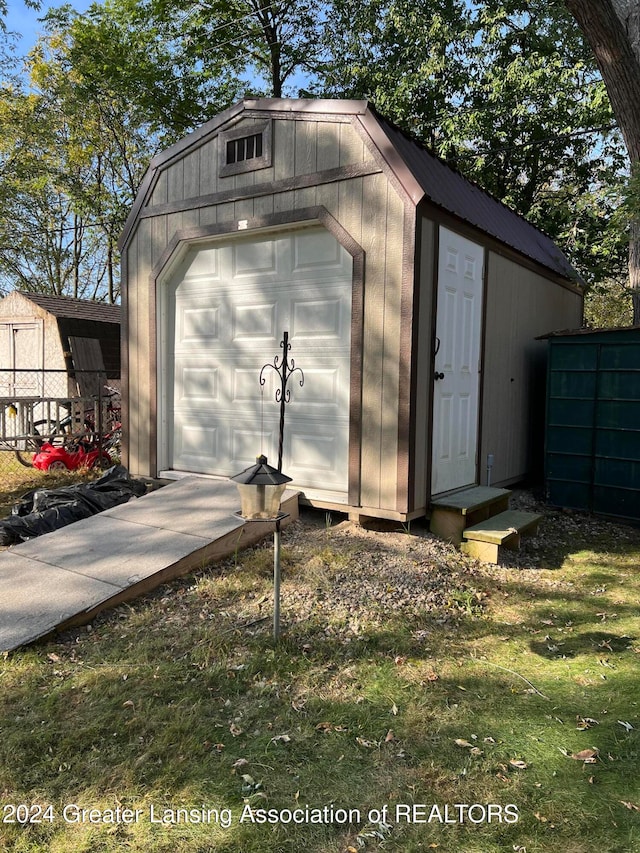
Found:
<box><xmin>5</xmin><ymin>1</ymin><xmax>93</xmax><ymax>54</ymax></box>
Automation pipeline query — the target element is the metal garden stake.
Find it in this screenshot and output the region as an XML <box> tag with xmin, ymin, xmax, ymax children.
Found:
<box><xmin>259</xmin><ymin>331</ymin><xmax>304</xmax><ymax>472</ymax></box>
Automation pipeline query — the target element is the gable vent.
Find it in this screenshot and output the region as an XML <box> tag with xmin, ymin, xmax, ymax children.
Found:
<box><xmin>219</xmin><ymin>120</ymin><xmax>272</xmax><ymax>177</ymax></box>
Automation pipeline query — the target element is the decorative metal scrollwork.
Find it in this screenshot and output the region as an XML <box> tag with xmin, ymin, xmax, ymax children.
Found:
<box><xmin>259</xmin><ymin>331</ymin><xmax>304</xmax><ymax>471</ymax></box>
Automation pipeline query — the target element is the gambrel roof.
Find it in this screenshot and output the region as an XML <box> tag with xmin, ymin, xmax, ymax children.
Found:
<box><xmin>120</xmin><ymin>98</ymin><xmax>580</xmax><ymax>283</ymax></box>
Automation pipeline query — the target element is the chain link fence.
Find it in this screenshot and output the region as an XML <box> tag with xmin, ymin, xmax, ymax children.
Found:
<box><xmin>0</xmin><ymin>369</ymin><xmax>121</xmax><ymax>477</ymax></box>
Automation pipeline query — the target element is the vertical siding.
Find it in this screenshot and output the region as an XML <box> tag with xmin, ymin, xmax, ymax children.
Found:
<box><xmin>413</xmin><ymin>217</ymin><xmax>435</xmax><ymax>510</ymax></box>
<box><xmin>481</xmin><ymin>253</ymin><xmax>582</xmax><ymax>486</ymax></box>
<box><xmin>125</xmin><ymin>111</ymin><xmax>409</xmax><ymax>515</ymax></box>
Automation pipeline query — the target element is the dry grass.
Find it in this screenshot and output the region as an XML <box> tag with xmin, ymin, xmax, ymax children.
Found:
<box><xmin>0</xmin><ymin>473</ymin><xmax>638</xmax><ymax>852</ymax></box>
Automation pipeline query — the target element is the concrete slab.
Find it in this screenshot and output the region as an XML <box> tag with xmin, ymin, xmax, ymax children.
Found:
<box><xmin>0</xmin><ymin>553</ymin><xmax>121</xmax><ymax>650</ymax></box>
<box><xmin>0</xmin><ymin>476</ymin><xmax>298</xmax><ymax>653</ymax></box>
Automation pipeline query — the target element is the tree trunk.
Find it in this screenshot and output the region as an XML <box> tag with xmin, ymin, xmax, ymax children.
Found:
<box><xmin>565</xmin><ymin>0</ymin><xmax>640</xmax><ymax>322</ymax></box>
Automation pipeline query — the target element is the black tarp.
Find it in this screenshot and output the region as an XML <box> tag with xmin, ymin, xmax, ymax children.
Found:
<box><xmin>0</xmin><ymin>466</ymin><xmax>147</xmax><ymax>545</ymax></box>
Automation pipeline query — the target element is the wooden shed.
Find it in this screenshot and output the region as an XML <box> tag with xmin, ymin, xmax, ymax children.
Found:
<box><xmin>119</xmin><ymin>98</ymin><xmax>583</xmax><ymax>521</ymax></box>
<box><xmin>0</xmin><ymin>291</ymin><xmax>121</xmax><ymax>397</ymax></box>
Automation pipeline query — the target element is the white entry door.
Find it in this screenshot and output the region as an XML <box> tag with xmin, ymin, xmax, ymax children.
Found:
<box><xmin>167</xmin><ymin>227</ymin><xmax>353</xmax><ymax>501</ymax></box>
<box><xmin>431</xmin><ymin>227</ymin><xmax>484</xmax><ymax>495</ymax></box>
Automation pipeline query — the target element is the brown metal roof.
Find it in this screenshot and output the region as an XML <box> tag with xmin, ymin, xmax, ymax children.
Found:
<box><xmin>19</xmin><ymin>292</ymin><xmax>121</xmax><ymax>325</ymax></box>
<box><xmin>373</xmin><ymin>113</ymin><xmax>580</xmax><ymax>282</ymax></box>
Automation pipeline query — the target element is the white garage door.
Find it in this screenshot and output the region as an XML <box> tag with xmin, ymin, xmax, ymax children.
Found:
<box><xmin>168</xmin><ymin>227</ymin><xmax>353</xmax><ymax>501</ymax></box>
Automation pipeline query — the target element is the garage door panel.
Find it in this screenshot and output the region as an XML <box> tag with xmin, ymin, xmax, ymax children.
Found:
<box><xmin>176</xmin><ymin>302</ymin><xmax>221</xmax><ymax>345</ymax></box>
<box><xmin>293</xmin><ymin>230</ymin><xmax>349</xmax><ymax>276</ymax></box>
<box><xmin>233</xmin><ymin>239</ymin><xmax>278</xmax><ymax>278</ymax></box>
<box><xmin>297</xmin><ymin>365</ymin><xmax>349</xmax><ymax>409</ymax></box>
<box><xmin>169</xmin><ymin>227</ymin><xmax>352</xmax><ymax>496</ymax></box>
<box><xmin>233</xmin><ymin>366</ymin><xmax>272</xmax><ymax>404</ymax></box>
<box><xmin>232</xmin><ymin>301</ymin><xmax>278</xmax><ymax>342</ymax></box>
<box><xmin>231</xmin><ymin>427</ymin><xmax>272</xmax><ymax>469</ymax></box>
<box><xmin>174</xmin><ymin>421</ymin><xmax>219</xmax><ymax>469</ymax></box>
<box><xmin>291</xmin><ymin>297</ymin><xmax>342</xmax><ymax>341</ymax></box>
<box><xmin>183</xmin><ymin>246</ymin><xmax>221</xmax><ymax>279</ymax></box>
<box><xmin>287</xmin><ymin>424</ymin><xmax>348</xmax><ymax>488</ymax></box>
<box><xmin>175</xmin><ymin>363</ymin><xmax>220</xmax><ymax>404</ymax></box>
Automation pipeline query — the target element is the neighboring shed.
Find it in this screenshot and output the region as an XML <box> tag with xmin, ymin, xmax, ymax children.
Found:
<box><xmin>0</xmin><ymin>291</ymin><xmax>121</xmax><ymax>397</ymax></box>
<box><xmin>543</xmin><ymin>326</ymin><xmax>640</xmax><ymax>522</ymax></box>
<box><xmin>119</xmin><ymin>98</ymin><xmax>583</xmax><ymax>522</ymax></box>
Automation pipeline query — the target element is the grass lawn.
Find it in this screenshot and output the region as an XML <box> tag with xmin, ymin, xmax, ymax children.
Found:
<box><xmin>0</xmin><ymin>452</ymin><xmax>91</xmax><ymax>521</ymax></box>
<box><xmin>0</xmin><ymin>473</ymin><xmax>638</xmax><ymax>852</ymax></box>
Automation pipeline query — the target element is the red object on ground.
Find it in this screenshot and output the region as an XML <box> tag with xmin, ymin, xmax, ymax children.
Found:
<box><xmin>32</xmin><ymin>442</ymin><xmax>112</xmax><ymax>472</ymax></box>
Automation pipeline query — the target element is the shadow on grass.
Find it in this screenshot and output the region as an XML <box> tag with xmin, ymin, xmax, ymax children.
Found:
<box><xmin>529</xmin><ymin>631</ymin><xmax>636</xmax><ymax>659</ymax></box>
<box><xmin>0</xmin><ymin>506</ymin><xmax>639</xmax><ymax>852</ymax></box>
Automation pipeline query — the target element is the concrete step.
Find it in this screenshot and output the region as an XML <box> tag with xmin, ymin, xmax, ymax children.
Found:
<box><xmin>460</xmin><ymin>509</ymin><xmax>542</xmax><ymax>563</ymax></box>
<box><xmin>429</xmin><ymin>486</ymin><xmax>511</xmax><ymax>544</ymax></box>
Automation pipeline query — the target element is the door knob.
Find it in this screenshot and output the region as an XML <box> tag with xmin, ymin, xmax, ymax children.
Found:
<box><xmin>434</xmin><ymin>371</ymin><xmax>445</xmax><ymax>381</ymax></box>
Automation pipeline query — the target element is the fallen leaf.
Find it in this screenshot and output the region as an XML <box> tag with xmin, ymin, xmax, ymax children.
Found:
<box><xmin>576</xmin><ymin>717</ymin><xmax>599</xmax><ymax>730</ymax></box>
<box><xmin>356</xmin><ymin>737</ymin><xmax>377</xmax><ymax>748</ymax></box>
<box><xmin>316</xmin><ymin>722</ymin><xmax>333</xmax><ymax>732</ymax></box>
<box><xmin>391</xmin><ymin>703</ymin><xmax>399</xmax><ymax>716</ymax></box>
<box><xmin>229</xmin><ymin>723</ymin><xmax>244</xmax><ymax>737</ymax></box>
<box><xmin>620</xmin><ymin>801</ymin><xmax>639</xmax><ymax>811</ymax></box>
<box><xmin>618</xmin><ymin>720</ymin><xmax>634</xmax><ymax>732</ymax></box>
<box><xmin>384</xmin><ymin>729</ymin><xmax>395</xmax><ymax>742</ymax></box>
<box><xmin>570</xmin><ymin>748</ymin><xmax>599</xmax><ymax>763</ymax></box>
<box><xmin>122</xmin><ymin>700</ymin><xmax>135</xmax><ymax>711</ymax></box>
<box><xmin>270</xmin><ymin>734</ymin><xmax>291</xmax><ymax>744</ymax></box>
<box><xmin>509</xmin><ymin>759</ymin><xmax>528</xmax><ymax>770</ymax></box>
<box><xmin>232</xmin><ymin>758</ymin><xmax>249</xmax><ymax>770</ymax></box>
<box><xmin>454</xmin><ymin>738</ymin><xmax>474</xmax><ymax>748</ymax></box>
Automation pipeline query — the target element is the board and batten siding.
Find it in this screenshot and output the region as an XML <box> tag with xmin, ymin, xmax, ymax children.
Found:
<box><xmin>124</xmin><ymin>112</ymin><xmax>412</xmax><ymax>514</ymax></box>
<box><xmin>480</xmin><ymin>252</ymin><xmax>583</xmax><ymax>486</ymax></box>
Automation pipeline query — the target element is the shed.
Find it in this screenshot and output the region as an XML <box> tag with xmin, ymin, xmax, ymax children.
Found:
<box><xmin>119</xmin><ymin>98</ymin><xmax>583</xmax><ymax>522</ymax></box>
<box><xmin>0</xmin><ymin>291</ymin><xmax>121</xmax><ymax>398</ymax></box>
<box><xmin>543</xmin><ymin>326</ymin><xmax>640</xmax><ymax>521</ymax></box>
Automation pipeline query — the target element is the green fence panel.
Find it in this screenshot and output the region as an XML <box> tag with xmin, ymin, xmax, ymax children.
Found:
<box><xmin>544</xmin><ymin>329</ymin><xmax>640</xmax><ymax>521</ymax></box>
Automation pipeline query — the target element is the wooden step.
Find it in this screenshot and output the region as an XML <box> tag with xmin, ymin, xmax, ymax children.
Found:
<box><xmin>460</xmin><ymin>510</ymin><xmax>542</xmax><ymax>563</ymax></box>
<box><xmin>430</xmin><ymin>486</ymin><xmax>511</xmax><ymax>544</ymax></box>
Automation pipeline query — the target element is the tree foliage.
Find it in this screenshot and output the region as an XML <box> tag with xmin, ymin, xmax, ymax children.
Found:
<box><xmin>564</xmin><ymin>0</ymin><xmax>640</xmax><ymax>322</ymax></box>
<box><xmin>318</xmin><ymin>0</ymin><xmax>629</xmax><ymax>295</ymax></box>
<box><xmin>0</xmin><ymin>0</ymin><xmax>634</xmax><ymax>318</ymax></box>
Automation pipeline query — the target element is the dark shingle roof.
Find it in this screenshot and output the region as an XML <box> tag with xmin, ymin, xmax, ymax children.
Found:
<box><xmin>19</xmin><ymin>292</ymin><xmax>121</xmax><ymax>324</ymax></box>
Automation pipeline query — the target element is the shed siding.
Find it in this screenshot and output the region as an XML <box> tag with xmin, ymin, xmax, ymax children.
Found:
<box><xmin>123</xmin><ymin>100</ymin><xmax>583</xmax><ymax>520</ymax></box>
<box><xmin>125</xmin><ymin>113</ymin><xmax>409</xmax><ymax>513</ymax></box>
<box><xmin>0</xmin><ymin>291</ymin><xmax>67</xmax><ymax>375</ymax></box>
<box><xmin>480</xmin><ymin>253</ymin><xmax>582</xmax><ymax>486</ymax></box>
<box><xmin>412</xmin><ymin>217</ymin><xmax>436</xmax><ymax>510</ymax></box>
